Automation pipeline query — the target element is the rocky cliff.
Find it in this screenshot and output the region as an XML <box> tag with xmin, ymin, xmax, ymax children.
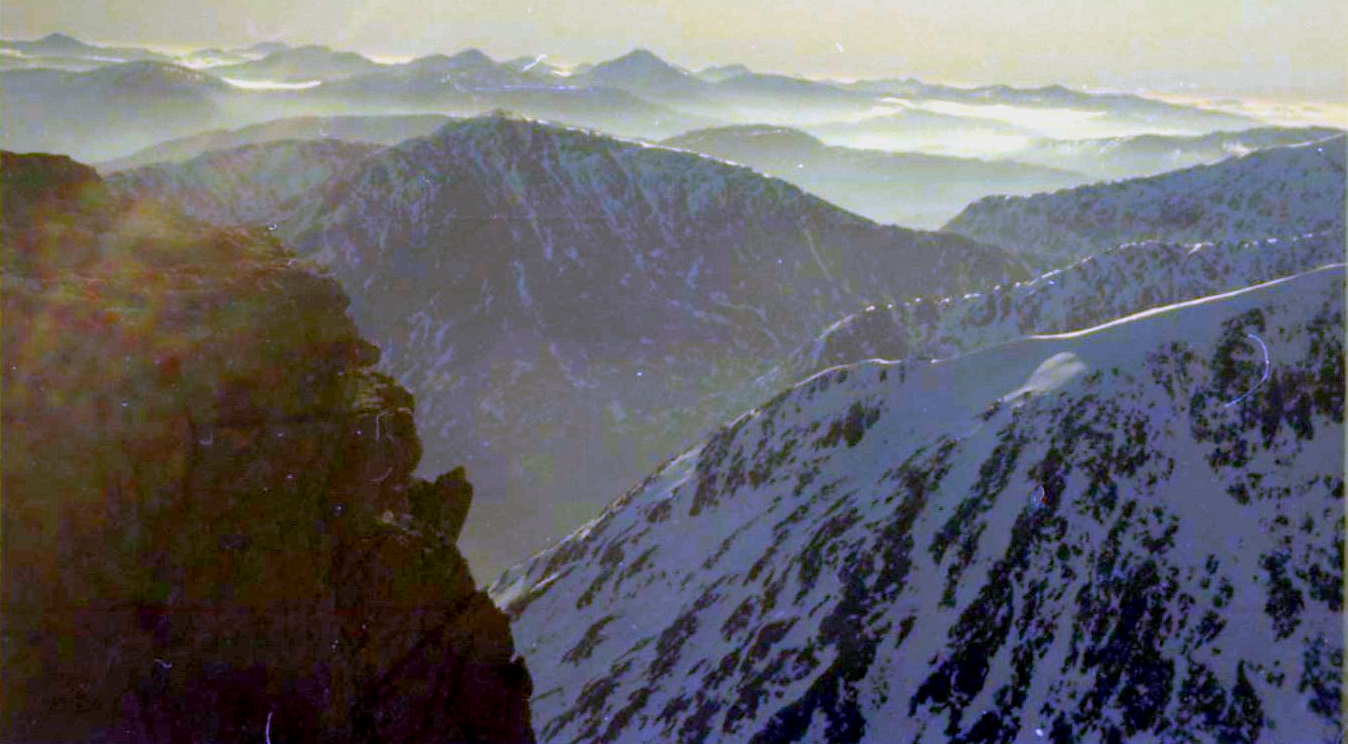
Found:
<box><xmin>0</xmin><ymin>151</ymin><xmax>535</xmax><ymax>743</ymax></box>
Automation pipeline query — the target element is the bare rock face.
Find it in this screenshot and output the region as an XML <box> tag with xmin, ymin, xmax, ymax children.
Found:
<box><xmin>0</xmin><ymin>151</ymin><xmax>535</xmax><ymax>744</ymax></box>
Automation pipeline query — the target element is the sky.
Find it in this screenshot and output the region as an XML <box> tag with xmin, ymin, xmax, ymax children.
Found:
<box><xmin>4</xmin><ymin>0</ymin><xmax>1345</xmax><ymax>97</ymax></box>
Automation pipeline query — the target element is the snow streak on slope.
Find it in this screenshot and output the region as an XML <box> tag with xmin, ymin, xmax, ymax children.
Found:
<box><xmin>944</xmin><ymin>136</ymin><xmax>1345</xmax><ymax>270</ymax></box>
<box><xmin>492</xmin><ymin>265</ymin><xmax>1344</xmax><ymax>744</ymax></box>
<box><xmin>774</xmin><ymin>230</ymin><xmax>1344</xmax><ymax>388</ymax></box>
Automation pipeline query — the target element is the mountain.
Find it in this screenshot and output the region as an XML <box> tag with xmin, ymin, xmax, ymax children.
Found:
<box><xmin>712</xmin><ymin>73</ymin><xmax>864</xmax><ymax>103</ymax></box>
<box><xmin>0</xmin><ymin>62</ymin><xmax>237</xmax><ymax>161</ymax></box>
<box><xmin>0</xmin><ymin>56</ymin><xmax>717</xmax><ymax>163</ymax></box>
<box><xmin>492</xmin><ymin>261</ymin><xmax>1344</xmax><ymax>744</ymax></box>
<box><xmin>696</xmin><ymin>64</ymin><xmax>752</xmax><ymax>82</ymax></box>
<box><xmin>661</xmin><ymin>124</ymin><xmax>1087</xmax><ymax>228</ymax></box>
<box><xmin>663</xmin><ymin>124</ymin><xmax>827</xmax><ymax>159</ymax></box>
<box><xmin>574</xmin><ymin>52</ymin><xmax>878</xmax><ymax>125</ymax></box>
<box><xmin>504</xmin><ymin>55</ymin><xmax>565</xmax><ymax>77</ymax></box>
<box><xmin>708</xmin><ymin>74</ymin><xmax>878</xmax><ymax>123</ymax></box>
<box><xmin>945</xmin><ymin>136</ymin><xmax>1347</xmax><ymax>270</ymax></box>
<box><xmin>108</xmin><ymin>138</ymin><xmax>382</xmax><ymax>226</ymax></box>
<box><xmin>479</xmin><ymin>86</ymin><xmax>722</xmax><ymax>139</ymax></box>
<box><xmin>576</xmin><ymin>48</ymin><xmax>710</xmax><ymax>103</ymax></box>
<box><xmin>1</xmin><ymin>151</ymin><xmax>535</xmax><ymax>743</ymax></box>
<box><xmin>209</xmin><ymin>44</ymin><xmax>383</xmax><ymax>82</ymax></box>
<box><xmin>805</xmin><ymin>109</ymin><xmax>1045</xmax><ymax>157</ymax></box>
<box><xmin>849</xmin><ymin>79</ymin><xmax>1261</xmax><ymax>134</ymax></box>
<box><xmin>311</xmin><ymin>65</ymin><xmax>721</xmax><ymax>140</ymax></box>
<box><xmin>1009</xmin><ymin>126</ymin><xmax>1344</xmax><ymax>180</ymax></box>
<box><xmin>98</xmin><ymin>114</ymin><xmax>453</xmax><ymax>171</ymax></box>
<box><xmin>0</xmin><ymin>31</ymin><xmax>168</xmax><ymax>64</ymax></box>
<box><xmin>418</xmin><ymin>48</ymin><xmax>498</xmax><ymax>69</ymax></box>
<box><xmin>321</xmin><ymin>54</ymin><xmax>538</xmax><ymax>94</ymax></box>
<box><xmin>242</xmin><ymin>114</ymin><xmax>1025</xmax><ymax>577</ymax></box>
<box><xmin>244</xmin><ymin>40</ymin><xmax>291</xmax><ymax>56</ymax></box>
<box><xmin>775</xmin><ymin>229</ymin><xmax>1344</xmax><ymax>386</ymax></box>
<box><xmin>178</xmin><ymin>46</ymin><xmax>258</xmax><ymax>68</ymax></box>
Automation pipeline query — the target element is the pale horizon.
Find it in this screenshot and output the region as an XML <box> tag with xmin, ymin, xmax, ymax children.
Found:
<box><xmin>4</xmin><ymin>0</ymin><xmax>1344</xmax><ymax>100</ymax></box>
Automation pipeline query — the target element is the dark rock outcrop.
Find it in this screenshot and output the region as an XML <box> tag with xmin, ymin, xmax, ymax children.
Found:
<box><xmin>0</xmin><ymin>151</ymin><xmax>535</xmax><ymax>743</ymax></box>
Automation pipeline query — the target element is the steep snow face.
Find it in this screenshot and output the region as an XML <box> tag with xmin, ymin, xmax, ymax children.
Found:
<box><xmin>944</xmin><ymin>136</ymin><xmax>1346</xmax><ymax>270</ymax></box>
<box><xmin>492</xmin><ymin>265</ymin><xmax>1344</xmax><ymax>744</ymax></box>
<box><xmin>284</xmin><ymin>114</ymin><xmax>1024</xmax><ymax>577</ymax></box>
<box><xmin>108</xmin><ymin>138</ymin><xmax>381</xmax><ymax>226</ymax></box>
<box><xmin>774</xmin><ymin>230</ymin><xmax>1344</xmax><ymax>387</ymax></box>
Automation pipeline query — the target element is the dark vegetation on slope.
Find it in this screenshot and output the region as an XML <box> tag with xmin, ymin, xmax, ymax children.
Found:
<box><xmin>0</xmin><ymin>151</ymin><xmax>535</xmax><ymax>743</ymax></box>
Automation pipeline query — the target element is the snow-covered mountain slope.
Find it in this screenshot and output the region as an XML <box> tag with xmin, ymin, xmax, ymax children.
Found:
<box><xmin>491</xmin><ymin>263</ymin><xmax>1345</xmax><ymax>744</ymax></box>
<box><xmin>774</xmin><ymin>229</ymin><xmax>1344</xmax><ymax>387</ymax></box>
<box><xmin>1008</xmin><ymin>126</ymin><xmax>1343</xmax><ymax>181</ymax></box>
<box><xmin>944</xmin><ymin>136</ymin><xmax>1346</xmax><ymax>270</ymax></box>
<box><xmin>661</xmin><ymin>124</ymin><xmax>1087</xmax><ymax>228</ymax></box>
<box><xmin>98</xmin><ymin>114</ymin><xmax>452</xmax><ymax>172</ymax></box>
<box><xmin>108</xmin><ymin>138</ymin><xmax>381</xmax><ymax>226</ymax></box>
<box><xmin>278</xmin><ymin>113</ymin><xmax>1026</xmax><ymax>577</ymax></box>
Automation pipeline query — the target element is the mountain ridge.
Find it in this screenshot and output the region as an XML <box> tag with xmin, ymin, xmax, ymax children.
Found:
<box><xmin>491</xmin><ymin>261</ymin><xmax>1344</xmax><ymax>744</ymax></box>
<box><xmin>944</xmin><ymin>135</ymin><xmax>1347</xmax><ymax>269</ymax></box>
<box><xmin>265</xmin><ymin>113</ymin><xmax>1027</xmax><ymax>576</ymax></box>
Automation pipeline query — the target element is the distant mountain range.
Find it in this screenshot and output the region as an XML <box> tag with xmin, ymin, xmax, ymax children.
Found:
<box><xmin>207</xmin><ymin>43</ymin><xmax>384</xmax><ymax>82</ymax></box>
<box><xmin>848</xmin><ymin>79</ymin><xmax>1261</xmax><ymax>130</ymax></box>
<box><xmin>0</xmin><ymin>56</ymin><xmax>718</xmax><ymax>161</ymax></box>
<box><xmin>108</xmin><ymin>138</ymin><xmax>382</xmax><ymax>225</ymax></box>
<box><xmin>803</xmin><ymin>109</ymin><xmax>1045</xmax><ymax>156</ymax></box>
<box><xmin>113</xmin><ymin>114</ymin><xmax>1028</xmax><ymax>576</ymax></box>
<box><xmin>0</xmin><ymin>35</ymin><xmax>1287</xmax><ymax>163</ymax></box>
<box><xmin>1008</xmin><ymin>126</ymin><xmax>1344</xmax><ymax>180</ymax></box>
<box><xmin>1</xmin><ymin>61</ymin><xmax>236</xmax><ymax>161</ymax></box>
<box><xmin>98</xmin><ymin>113</ymin><xmax>453</xmax><ymax>171</ymax></box>
<box><xmin>945</xmin><ymin>136</ymin><xmax>1346</xmax><ymax>269</ymax></box>
<box><xmin>569</xmin><ymin>50</ymin><xmax>909</xmax><ymax>125</ymax></box>
<box><xmin>662</xmin><ymin>124</ymin><xmax>1088</xmax><ymax>228</ymax></box>
<box><xmin>0</xmin><ymin>31</ymin><xmax>168</xmax><ymax>71</ymax></box>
